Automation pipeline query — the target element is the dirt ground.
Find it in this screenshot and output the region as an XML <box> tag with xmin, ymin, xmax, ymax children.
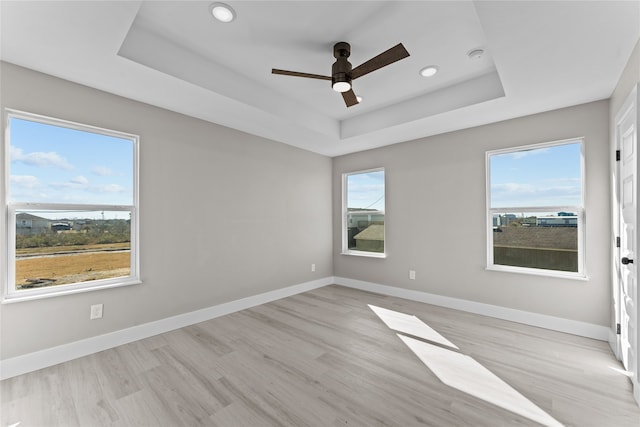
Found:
<box><xmin>15</xmin><ymin>251</ymin><xmax>130</xmax><ymax>288</ymax></box>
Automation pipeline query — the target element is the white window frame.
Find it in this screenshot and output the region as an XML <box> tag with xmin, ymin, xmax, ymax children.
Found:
<box><xmin>486</xmin><ymin>138</ymin><xmax>587</xmax><ymax>279</ymax></box>
<box><xmin>341</xmin><ymin>167</ymin><xmax>386</xmax><ymax>258</ymax></box>
<box><xmin>2</xmin><ymin>109</ymin><xmax>140</xmax><ymax>302</ymax></box>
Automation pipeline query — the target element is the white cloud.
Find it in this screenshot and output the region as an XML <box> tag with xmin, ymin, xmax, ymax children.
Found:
<box><xmin>543</xmin><ymin>177</ymin><xmax>581</xmax><ymax>185</ymax></box>
<box><xmin>492</xmin><ymin>181</ymin><xmax>581</xmax><ymax>207</ymax></box>
<box><xmin>51</xmin><ymin>176</ymin><xmax>90</xmax><ymax>190</ymax></box>
<box><xmin>11</xmin><ymin>146</ymin><xmax>73</xmax><ymax>170</ymax></box>
<box><xmin>70</xmin><ymin>175</ymin><xmax>89</xmax><ymax>185</ymax></box>
<box><xmin>93</xmin><ymin>184</ymin><xmax>125</xmax><ymax>193</ymax></box>
<box><xmin>10</xmin><ymin>175</ymin><xmax>40</xmax><ymax>188</ymax></box>
<box><xmin>92</xmin><ymin>166</ymin><xmax>115</xmax><ymax>176</ymax></box>
<box><xmin>492</xmin><ymin>183</ymin><xmax>536</xmax><ymax>194</ymax></box>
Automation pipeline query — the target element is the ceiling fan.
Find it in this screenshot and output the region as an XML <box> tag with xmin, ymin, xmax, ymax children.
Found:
<box><xmin>272</xmin><ymin>42</ymin><xmax>410</xmax><ymax>107</ymax></box>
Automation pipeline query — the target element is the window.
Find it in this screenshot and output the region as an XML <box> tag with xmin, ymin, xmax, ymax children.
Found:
<box><xmin>342</xmin><ymin>168</ymin><xmax>385</xmax><ymax>257</ymax></box>
<box><xmin>3</xmin><ymin>110</ymin><xmax>139</xmax><ymax>301</ymax></box>
<box><xmin>486</xmin><ymin>139</ymin><xmax>585</xmax><ymax>278</ymax></box>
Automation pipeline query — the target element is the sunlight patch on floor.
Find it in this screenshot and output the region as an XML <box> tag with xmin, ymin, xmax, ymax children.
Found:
<box><xmin>369</xmin><ymin>305</ymin><xmax>564</xmax><ymax>427</ymax></box>
<box><xmin>610</xmin><ymin>366</ymin><xmax>634</xmax><ymax>377</ymax></box>
<box><xmin>399</xmin><ymin>334</ymin><xmax>564</xmax><ymax>427</ymax></box>
<box><xmin>368</xmin><ymin>305</ymin><xmax>458</xmax><ymax>349</ymax></box>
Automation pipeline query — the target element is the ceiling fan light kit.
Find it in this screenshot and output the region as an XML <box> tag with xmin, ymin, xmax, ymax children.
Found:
<box><xmin>331</xmin><ymin>42</ymin><xmax>353</xmax><ymax>92</ymax></box>
<box><xmin>272</xmin><ymin>41</ymin><xmax>410</xmax><ymax>107</ymax></box>
<box><xmin>332</xmin><ymin>81</ymin><xmax>351</xmax><ymax>92</ymax></box>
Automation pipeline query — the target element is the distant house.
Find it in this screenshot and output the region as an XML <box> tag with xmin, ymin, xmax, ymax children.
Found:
<box><xmin>347</xmin><ymin>210</ymin><xmax>384</xmax><ymax>229</ymax></box>
<box><xmin>492</xmin><ymin>226</ymin><xmax>578</xmax><ymax>271</ymax></box>
<box><xmin>354</xmin><ymin>224</ymin><xmax>384</xmax><ymax>253</ymax></box>
<box><xmin>536</xmin><ymin>216</ymin><xmax>578</xmax><ymax>227</ymax></box>
<box><xmin>347</xmin><ymin>209</ymin><xmax>384</xmax><ymax>249</ymax></box>
<box><xmin>493</xmin><ymin>214</ymin><xmax>517</xmax><ymax>227</ymax></box>
<box><xmin>493</xmin><ymin>226</ymin><xmax>577</xmax><ymax>250</ymax></box>
<box><xmin>16</xmin><ymin>213</ymin><xmax>50</xmax><ymax>235</ymax></box>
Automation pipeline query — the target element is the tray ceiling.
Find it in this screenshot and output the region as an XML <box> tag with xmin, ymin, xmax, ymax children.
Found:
<box><xmin>1</xmin><ymin>1</ymin><xmax>639</xmax><ymax>156</ymax></box>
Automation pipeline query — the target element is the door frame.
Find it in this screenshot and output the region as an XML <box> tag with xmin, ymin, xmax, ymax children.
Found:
<box><xmin>613</xmin><ymin>83</ymin><xmax>639</xmax><ymax>406</ymax></box>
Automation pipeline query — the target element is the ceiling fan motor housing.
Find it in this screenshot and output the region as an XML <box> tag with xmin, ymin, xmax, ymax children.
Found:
<box><xmin>332</xmin><ymin>42</ymin><xmax>352</xmax><ymax>89</ymax></box>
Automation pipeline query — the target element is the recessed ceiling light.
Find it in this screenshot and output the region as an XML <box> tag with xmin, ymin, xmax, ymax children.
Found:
<box><xmin>468</xmin><ymin>48</ymin><xmax>484</xmax><ymax>60</ymax></box>
<box><xmin>419</xmin><ymin>66</ymin><xmax>439</xmax><ymax>77</ymax></box>
<box><xmin>210</xmin><ymin>2</ymin><xmax>236</xmax><ymax>23</ymax></box>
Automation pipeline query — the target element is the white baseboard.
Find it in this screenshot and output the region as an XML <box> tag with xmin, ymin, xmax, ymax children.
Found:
<box><xmin>0</xmin><ymin>277</ymin><xmax>333</xmax><ymax>380</ymax></box>
<box><xmin>334</xmin><ymin>277</ymin><xmax>611</xmax><ymax>341</ymax></box>
<box><xmin>0</xmin><ymin>276</ymin><xmax>614</xmax><ymax>380</ymax></box>
<box><xmin>608</xmin><ymin>328</ymin><xmax>619</xmax><ymax>358</ymax></box>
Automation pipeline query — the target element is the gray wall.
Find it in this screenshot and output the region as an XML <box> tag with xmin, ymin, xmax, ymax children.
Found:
<box><xmin>333</xmin><ymin>100</ymin><xmax>611</xmax><ymax>326</ymax></box>
<box><xmin>610</xmin><ymin>39</ymin><xmax>640</xmax><ymax>117</ymax></box>
<box><xmin>0</xmin><ymin>50</ymin><xmax>629</xmax><ymax>361</ymax></box>
<box><xmin>0</xmin><ymin>62</ymin><xmax>333</xmax><ymax>359</ymax></box>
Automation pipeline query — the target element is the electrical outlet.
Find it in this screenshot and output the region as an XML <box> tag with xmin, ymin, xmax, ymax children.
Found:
<box><xmin>90</xmin><ymin>304</ymin><xmax>103</xmax><ymax>320</ymax></box>
<box><xmin>409</xmin><ymin>270</ymin><xmax>416</xmax><ymax>280</ymax></box>
<box><xmin>311</xmin><ymin>263</ymin><xmax>316</xmax><ymax>272</ymax></box>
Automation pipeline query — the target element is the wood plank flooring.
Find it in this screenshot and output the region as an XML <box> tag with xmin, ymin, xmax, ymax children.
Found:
<box><xmin>2</xmin><ymin>285</ymin><xmax>639</xmax><ymax>426</ymax></box>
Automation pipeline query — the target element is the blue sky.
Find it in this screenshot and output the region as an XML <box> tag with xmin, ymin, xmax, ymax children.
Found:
<box><xmin>9</xmin><ymin>117</ymin><xmax>134</xmax><ymax>211</ymax></box>
<box><xmin>347</xmin><ymin>170</ymin><xmax>385</xmax><ymax>211</ymax></box>
<box><xmin>490</xmin><ymin>142</ymin><xmax>582</xmax><ymax>208</ymax></box>
<box><xmin>10</xmin><ymin>117</ymin><xmax>577</xmax><ymax>215</ymax></box>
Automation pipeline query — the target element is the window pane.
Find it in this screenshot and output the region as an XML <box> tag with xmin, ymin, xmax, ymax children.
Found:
<box><xmin>5</xmin><ymin>111</ymin><xmax>139</xmax><ymax>299</ymax></box>
<box><xmin>490</xmin><ymin>142</ymin><xmax>582</xmax><ymax>208</ymax></box>
<box><xmin>492</xmin><ymin>211</ymin><xmax>579</xmax><ymax>272</ymax></box>
<box><xmin>488</xmin><ymin>139</ymin><xmax>584</xmax><ymax>276</ymax></box>
<box><xmin>345</xmin><ymin>170</ymin><xmax>385</xmax><ymax>253</ymax></box>
<box><xmin>15</xmin><ymin>209</ymin><xmax>131</xmax><ymax>289</ymax></box>
<box><xmin>9</xmin><ymin>117</ymin><xmax>134</xmax><ymax>205</ymax></box>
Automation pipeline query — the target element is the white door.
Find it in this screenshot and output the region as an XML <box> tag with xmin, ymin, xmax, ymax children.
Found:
<box><xmin>616</xmin><ymin>85</ymin><xmax>638</xmax><ymax>396</ymax></box>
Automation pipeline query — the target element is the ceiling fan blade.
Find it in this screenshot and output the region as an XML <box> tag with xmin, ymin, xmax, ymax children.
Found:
<box><xmin>272</xmin><ymin>69</ymin><xmax>331</xmax><ymax>80</ymax></box>
<box><xmin>351</xmin><ymin>43</ymin><xmax>410</xmax><ymax>80</ymax></box>
<box><xmin>342</xmin><ymin>89</ymin><xmax>359</xmax><ymax>107</ymax></box>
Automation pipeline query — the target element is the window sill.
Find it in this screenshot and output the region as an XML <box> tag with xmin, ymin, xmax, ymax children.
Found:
<box><xmin>486</xmin><ymin>265</ymin><xmax>588</xmax><ymax>281</ymax></box>
<box><xmin>2</xmin><ymin>278</ymin><xmax>141</xmax><ymax>304</ymax></box>
<box><xmin>341</xmin><ymin>250</ymin><xmax>387</xmax><ymax>259</ymax></box>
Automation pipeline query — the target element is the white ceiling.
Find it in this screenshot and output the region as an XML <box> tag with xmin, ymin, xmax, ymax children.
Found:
<box><xmin>1</xmin><ymin>1</ymin><xmax>639</xmax><ymax>157</ymax></box>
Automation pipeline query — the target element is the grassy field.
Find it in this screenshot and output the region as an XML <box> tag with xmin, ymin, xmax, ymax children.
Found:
<box><xmin>16</xmin><ymin>251</ymin><xmax>130</xmax><ymax>288</ymax></box>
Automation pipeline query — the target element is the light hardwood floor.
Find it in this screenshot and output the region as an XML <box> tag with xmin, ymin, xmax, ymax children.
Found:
<box><xmin>2</xmin><ymin>285</ymin><xmax>639</xmax><ymax>426</ymax></box>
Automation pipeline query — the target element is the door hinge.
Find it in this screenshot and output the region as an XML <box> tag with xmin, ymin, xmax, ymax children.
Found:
<box><xmin>616</xmin><ymin>236</ymin><xmax>621</xmax><ymax>248</ymax></box>
<box><xmin>617</xmin><ymin>323</ymin><xmax>621</xmax><ymax>334</ymax></box>
<box><xmin>616</xmin><ymin>150</ymin><xmax>621</xmax><ymax>161</ymax></box>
